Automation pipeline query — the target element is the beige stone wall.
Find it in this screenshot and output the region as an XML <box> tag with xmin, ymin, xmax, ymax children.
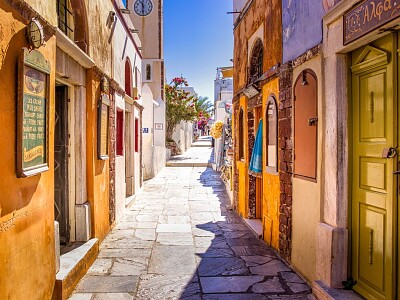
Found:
<box><xmin>87</xmin><ymin>0</ymin><xmax>113</xmax><ymax>75</ymax></box>
<box><xmin>291</xmin><ymin>55</ymin><xmax>323</xmax><ymax>284</ymax></box>
<box><xmin>25</xmin><ymin>0</ymin><xmax>57</xmax><ymax>25</ymax></box>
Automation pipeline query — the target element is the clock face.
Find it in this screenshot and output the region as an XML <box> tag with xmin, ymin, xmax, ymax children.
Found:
<box><xmin>134</xmin><ymin>0</ymin><xmax>153</xmax><ymax>16</ymax></box>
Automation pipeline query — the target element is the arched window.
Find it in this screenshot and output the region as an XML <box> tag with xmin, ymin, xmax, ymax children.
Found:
<box><xmin>57</xmin><ymin>0</ymin><xmax>75</xmax><ymax>39</ymax></box>
<box><xmin>125</xmin><ymin>59</ymin><xmax>132</xmax><ymax>97</ymax></box>
<box><xmin>57</xmin><ymin>0</ymin><xmax>89</xmax><ymax>52</ymax></box>
<box><xmin>265</xmin><ymin>95</ymin><xmax>278</xmax><ymax>173</ymax></box>
<box><xmin>146</xmin><ymin>64</ymin><xmax>151</xmax><ymax>81</ymax></box>
<box><xmin>239</xmin><ymin>108</ymin><xmax>245</xmax><ymax>160</ymax></box>
<box><xmin>249</xmin><ymin>39</ymin><xmax>264</xmax><ymax>83</ymax></box>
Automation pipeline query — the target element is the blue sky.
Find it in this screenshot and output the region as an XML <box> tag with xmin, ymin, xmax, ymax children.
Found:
<box><xmin>164</xmin><ymin>0</ymin><xmax>234</xmax><ymax>101</ymax></box>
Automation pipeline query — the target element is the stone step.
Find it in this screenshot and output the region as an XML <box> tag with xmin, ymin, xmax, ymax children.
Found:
<box><xmin>243</xmin><ymin>218</ymin><xmax>263</xmax><ymax>239</ymax></box>
<box><xmin>191</xmin><ymin>144</ymin><xmax>212</xmax><ymax>147</ymax></box>
<box><xmin>53</xmin><ymin>239</ymin><xmax>99</xmax><ymax>300</ymax></box>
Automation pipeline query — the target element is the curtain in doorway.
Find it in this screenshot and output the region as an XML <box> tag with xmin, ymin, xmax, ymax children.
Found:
<box><xmin>249</xmin><ymin>119</ymin><xmax>263</xmax><ymax>178</ymax></box>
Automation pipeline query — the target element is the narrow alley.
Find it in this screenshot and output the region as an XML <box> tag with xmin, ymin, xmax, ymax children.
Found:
<box><xmin>69</xmin><ymin>138</ymin><xmax>313</xmax><ymax>299</ymax></box>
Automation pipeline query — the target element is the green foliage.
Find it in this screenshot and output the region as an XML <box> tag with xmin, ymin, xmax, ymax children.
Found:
<box><xmin>195</xmin><ymin>96</ymin><xmax>213</xmax><ymax>119</ymax></box>
<box><xmin>165</xmin><ymin>77</ymin><xmax>198</xmax><ymax>140</ymax></box>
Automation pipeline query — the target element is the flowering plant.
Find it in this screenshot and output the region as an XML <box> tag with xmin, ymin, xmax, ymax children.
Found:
<box><xmin>166</xmin><ymin>77</ymin><xmax>198</xmax><ymax>140</ymax></box>
<box><xmin>210</xmin><ymin>121</ymin><xmax>224</xmax><ymax>139</ymax></box>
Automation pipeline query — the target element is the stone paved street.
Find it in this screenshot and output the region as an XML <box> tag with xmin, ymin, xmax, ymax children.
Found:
<box><xmin>69</xmin><ymin>142</ymin><xmax>313</xmax><ymax>300</ymax></box>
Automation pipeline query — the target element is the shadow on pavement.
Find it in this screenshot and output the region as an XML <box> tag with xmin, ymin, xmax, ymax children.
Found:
<box><xmin>179</xmin><ymin>167</ymin><xmax>313</xmax><ymax>299</ymax></box>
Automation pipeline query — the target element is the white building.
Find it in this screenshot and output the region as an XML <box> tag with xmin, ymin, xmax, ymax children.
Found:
<box><xmin>213</xmin><ymin>67</ymin><xmax>233</xmax><ymax>169</ymax></box>
<box><xmin>129</xmin><ymin>0</ymin><xmax>166</xmax><ymax>180</ymax></box>
<box><xmin>113</xmin><ymin>0</ymin><xmax>144</xmax><ymax>220</ymax></box>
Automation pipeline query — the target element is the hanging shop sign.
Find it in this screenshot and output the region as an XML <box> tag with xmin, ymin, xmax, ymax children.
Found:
<box><xmin>97</xmin><ymin>94</ymin><xmax>110</xmax><ymax>160</ymax></box>
<box><xmin>344</xmin><ymin>0</ymin><xmax>400</xmax><ymax>45</ymax></box>
<box><xmin>17</xmin><ymin>48</ymin><xmax>50</xmax><ymax>177</ymax></box>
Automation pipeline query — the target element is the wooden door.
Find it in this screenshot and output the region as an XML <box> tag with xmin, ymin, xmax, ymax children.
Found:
<box><xmin>55</xmin><ymin>86</ymin><xmax>69</xmax><ymax>244</ymax></box>
<box><xmin>351</xmin><ymin>34</ymin><xmax>396</xmax><ymax>300</ymax></box>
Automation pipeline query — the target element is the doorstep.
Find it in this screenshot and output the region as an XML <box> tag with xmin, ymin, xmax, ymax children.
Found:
<box><xmin>313</xmin><ymin>280</ymin><xmax>365</xmax><ymax>300</ymax></box>
<box><xmin>53</xmin><ymin>238</ymin><xmax>99</xmax><ymax>300</ymax></box>
<box><xmin>243</xmin><ymin>218</ymin><xmax>263</xmax><ymax>239</ymax></box>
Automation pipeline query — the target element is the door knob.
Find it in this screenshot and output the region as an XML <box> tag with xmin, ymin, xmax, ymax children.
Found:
<box><xmin>382</xmin><ymin>147</ymin><xmax>397</xmax><ymax>158</ymax></box>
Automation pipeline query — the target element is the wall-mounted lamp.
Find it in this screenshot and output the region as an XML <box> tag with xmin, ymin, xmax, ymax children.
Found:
<box><xmin>129</xmin><ymin>29</ymin><xmax>139</xmax><ymax>33</ymax></box>
<box><xmin>301</xmin><ymin>71</ymin><xmax>308</xmax><ymax>86</ymax></box>
<box><xmin>108</xmin><ymin>11</ymin><xmax>116</xmax><ymax>25</ymax></box>
<box><xmin>120</xmin><ymin>8</ymin><xmax>131</xmax><ymax>14</ymax></box>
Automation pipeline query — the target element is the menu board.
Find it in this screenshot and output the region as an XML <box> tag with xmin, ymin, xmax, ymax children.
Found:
<box><xmin>97</xmin><ymin>94</ymin><xmax>110</xmax><ymax>160</ymax></box>
<box><xmin>17</xmin><ymin>48</ymin><xmax>50</xmax><ymax>177</ymax></box>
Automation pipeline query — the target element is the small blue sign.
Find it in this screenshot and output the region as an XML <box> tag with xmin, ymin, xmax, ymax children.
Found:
<box><xmin>143</xmin><ymin>128</ymin><xmax>149</xmax><ymax>133</ymax></box>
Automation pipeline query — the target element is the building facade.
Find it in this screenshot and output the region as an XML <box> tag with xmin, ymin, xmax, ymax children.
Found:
<box><xmin>0</xmin><ymin>0</ymin><xmax>146</xmax><ymax>298</ymax></box>
<box><xmin>233</xmin><ymin>1</ymin><xmax>400</xmax><ymax>300</ymax></box>
<box><xmin>130</xmin><ymin>0</ymin><xmax>166</xmax><ymax>180</ymax></box>
<box><xmin>316</xmin><ymin>1</ymin><xmax>400</xmax><ymax>300</ymax></box>
<box><xmin>232</xmin><ymin>0</ymin><xmax>282</xmax><ymax>251</ymax></box>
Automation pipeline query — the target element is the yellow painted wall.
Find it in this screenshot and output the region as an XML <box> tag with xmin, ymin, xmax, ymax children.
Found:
<box><xmin>0</xmin><ymin>2</ymin><xmax>56</xmax><ymax>298</ymax></box>
<box><xmin>290</xmin><ymin>57</ymin><xmax>323</xmax><ymax>283</ymax></box>
<box><xmin>237</xmin><ymin>97</ymin><xmax>249</xmax><ymax>217</ymax></box>
<box><xmin>86</xmin><ymin>70</ymin><xmax>110</xmax><ymax>242</ymax></box>
<box><xmin>262</xmin><ymin>79</ymin><xmax>280</xmax><ymax>249</ymax></box>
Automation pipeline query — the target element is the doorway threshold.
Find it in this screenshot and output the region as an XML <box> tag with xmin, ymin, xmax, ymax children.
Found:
<box><xmin>243</xmin><ymin>218</ymin><xmax>263</xmax><ymax>239</ymax></box>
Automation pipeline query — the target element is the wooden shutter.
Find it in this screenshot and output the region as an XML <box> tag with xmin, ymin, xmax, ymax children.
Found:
<box><xmin>294</xmin><ymin>70</ymin><xmax>318</xmax><ymax>180</ymax></box>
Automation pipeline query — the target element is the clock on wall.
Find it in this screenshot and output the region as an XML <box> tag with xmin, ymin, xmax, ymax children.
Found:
<box><xmin>133</xmin><ymin>0</ymin><xmax>153</xmax><ymax>16</ymax></box>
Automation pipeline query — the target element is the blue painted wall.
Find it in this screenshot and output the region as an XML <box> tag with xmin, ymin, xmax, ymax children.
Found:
<box><xmin>282</xmin><ymin>0</ymin><xmax>326</xmax><ymax>63</ymax></box>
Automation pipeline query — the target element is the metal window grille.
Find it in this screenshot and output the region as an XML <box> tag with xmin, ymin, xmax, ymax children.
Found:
<box><xmin>57</xmin><ymin>0</ymin><xmax>74</xmax><ymax>36</ymax></box>
<box><xmin>257</xmin><ymin>50</ymin><xmax>263</xmax><ymax>78</ymax></box>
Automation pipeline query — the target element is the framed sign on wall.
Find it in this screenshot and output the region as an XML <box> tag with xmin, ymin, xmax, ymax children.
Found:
<box><xmin>17</xmin><ymin>48</ymin><xmax>50</xmax><ymax>177</ymax></box>
<box><xmin>97</xmin><ymin>94</ymin><xmax>110</xmax><ymax>160</ymax></box>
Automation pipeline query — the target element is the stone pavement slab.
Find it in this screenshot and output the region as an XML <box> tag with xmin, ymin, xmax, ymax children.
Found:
<box><xmin>74</xmin><ymin>275</ymin><xmax>138</xmax><ymax>293</ymax></box>
<box><xmin>69</xmin><ymin>156</ymin><xmax>313</xmax><ymax>299</ymax></box>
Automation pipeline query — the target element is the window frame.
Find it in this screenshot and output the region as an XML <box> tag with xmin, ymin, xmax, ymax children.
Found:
<box><xmin>57</xmin><ymin>0</ymin><xmax>75</xmax><ymax>39</ymax></box>
<box><xmin>238</xmin><ymin>108</ymin><xmax>245</xmax><ymax>161</ymax></box>
<box><xmin>293</xmin><ymin>69</ymin><xmax>318</xmax><ymax>182</ymax></box>
<box><xmin>265</xmin><ymin>95</ymin><xmax>278</xmax><ymax>174</ymax></box>
<box><xmin>116</xmin><ymin>109</ymin><xmax>124</xmax><ymax>156</ymax></box>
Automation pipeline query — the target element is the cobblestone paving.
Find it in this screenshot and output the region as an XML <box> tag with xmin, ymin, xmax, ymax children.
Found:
<box><xmin>70</xmin><ymin>164</ymin><xmax>314</xmax><ymax>299</ymax></box>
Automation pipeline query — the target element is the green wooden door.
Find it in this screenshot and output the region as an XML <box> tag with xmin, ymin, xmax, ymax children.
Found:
<box><xmin>351</xmin><ymin>34</ymin><xmax>397</xmax><ymax>300</ymax></box>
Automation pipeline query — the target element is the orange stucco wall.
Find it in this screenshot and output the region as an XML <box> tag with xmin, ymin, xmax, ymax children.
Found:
<box><xmin>0</xmin><ymin>2</ymin><xmax>56</xmax><ymax>298</ymax></box>
<box><xmin>262</xmin><ymin>79</ymin><xmax>280</xmax><ymax>249</ymax></box>
<box><xmin>86</xmin><ymin>70</ymin><xmax>110</xmax><ymax>242</ymax></box>
<box><xmin>233</xmin><ymin>0</ymin><xmax>282</xmax><ymax>93</ymax></box>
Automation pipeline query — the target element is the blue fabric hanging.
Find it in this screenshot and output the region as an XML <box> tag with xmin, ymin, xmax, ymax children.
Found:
<box><xmin>249</xmin><ymin>119</ymin><xmax>263</xmax><ymax>178</ymax></box>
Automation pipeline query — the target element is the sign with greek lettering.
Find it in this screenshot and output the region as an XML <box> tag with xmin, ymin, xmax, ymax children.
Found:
<box><xmin>344</xmin><ymin>0</ymin><xmax>400</xmax><ymax>45</ymax></box>
<box><xmin>17</xmin><ymin>48</ymin><xmax>50</xmax><ymax>177</ymax></box>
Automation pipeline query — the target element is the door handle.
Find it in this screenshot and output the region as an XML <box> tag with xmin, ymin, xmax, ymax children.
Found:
<box><xmin>308</xmin><ymin>117</ymin><xmax>318</xmax><ymax>126</ymax></box>
<box><xmin>382</xmin><ymin>147</ymin><xmax>397</xmax><ymax>158</ymax></box>
<box><xmin>393</xmin><ymin>170</ymin><xmax>400</xmax><ymax>175</ymax></box>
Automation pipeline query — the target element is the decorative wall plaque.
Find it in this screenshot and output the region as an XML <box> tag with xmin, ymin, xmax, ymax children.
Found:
<box><xmin>97</xmin><ymin>94</ymin><xmax>110</xmax><ymax>160</ymax></box>
<box><xmin>17</xmin><ymin>48</ymin><xmax>50</xmax><ymax>177</ymax></box>
<box><xmin>344</xmin><ymin>0</ymin><xmax>400</xmax><ymax>45</ymax></box>
<box><xmin>155</xmin><ymin>123</ymin><xmax>163</xmax><ymax>130</ymax></box>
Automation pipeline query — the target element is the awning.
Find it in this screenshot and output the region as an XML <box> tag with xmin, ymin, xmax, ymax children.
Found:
<box><xmin>220</xmin><ymin>67</ymin><xmax>233</xmax><ymax>78</ymax></box>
